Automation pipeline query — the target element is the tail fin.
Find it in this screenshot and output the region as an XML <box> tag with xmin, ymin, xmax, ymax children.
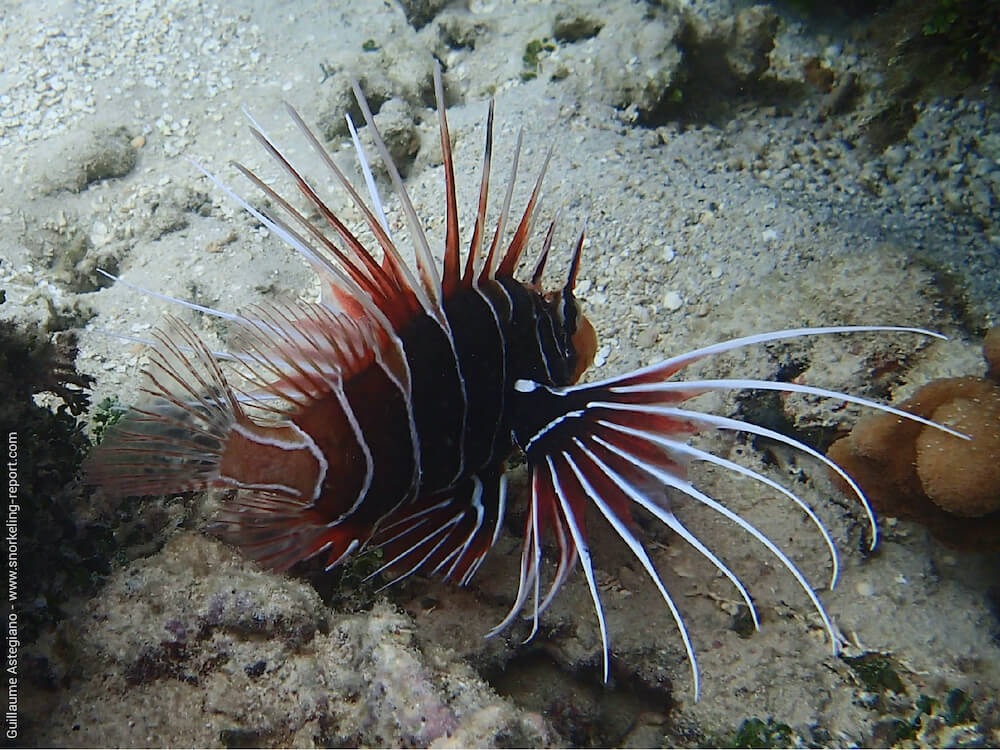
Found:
<box><xmin>85</xmin><ymin>316</ymin><xmax>239</xmax><ymax>497</ymax></box>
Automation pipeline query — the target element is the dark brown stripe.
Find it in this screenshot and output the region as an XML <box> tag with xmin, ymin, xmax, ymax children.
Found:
<box><xmin>443</xmin><ymin>283</ymin><xmax>509</xmax><ymax>475</ymax></box>
<box><xmin>397</xmin><ymin>311</ymin><xmax>467</xmax><ymax>490</ymax></box>
<box><xmin>334</xmin><ymin>362</ymin><xmax>418</xmax><ymax>523</ymax></box>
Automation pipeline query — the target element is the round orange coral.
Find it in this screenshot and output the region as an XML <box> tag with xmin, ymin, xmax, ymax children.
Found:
<box><xmin>827</xmin><ymin>367</ymin><xmax>1000</xmax><ymax>549</ymax></box>
<box><xmin>916</xmin><ymin>381</ymin><xmax>1000</xmax><ymax>517</ymax></box>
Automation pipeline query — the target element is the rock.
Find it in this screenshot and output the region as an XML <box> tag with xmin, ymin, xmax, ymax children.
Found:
<box><xmin>818</xmin><ymin>72</ymin><xmax>859</xmax><ymax>120</ymax></box>
<box><xmin>397</xmin><ymin>0</ymin><xmax>450</xmax><ymax>30</ymax></box>
<box><xmin>23</xmin><ymin>533</ymin><xmax>554</xmax><ymax>747</ymax></box>
<box><xmin>373</xmin><ymin>96</ymin><xmax>422</xmax><ymax>176</ymax></box>
<box><xmin>559</xmin><ymin>2</ymin><xmax>683</xmax><ymax>116</ymax></box>
<box><xmin>40</xmin><ymin>125</ymin><xmax>138</xmax><ymax>194</ymax></box>
<box><xmin>316</xmin><ymin>48</ymin><xmax>433</xmax><ymax>146</ymax></box>
<box><xmin>680</xmin><ymin>4</ymin><xmax>779</xmax><ymax>84</ymax></box>
<box><xmin>724</xmin><ymin>6</ymin><xmax>780</xmax><ymax>81</ymax></box>
<box><xmin>552</xmin><ymin>9</ymin><xmax>604</xmax><ymax>43</ymax></box>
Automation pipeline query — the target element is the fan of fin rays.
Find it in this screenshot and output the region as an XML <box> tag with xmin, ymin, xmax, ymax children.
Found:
<box><xmin>93</xmin><ymin>62</ymin><xmax>969</xmax><ymax>701</ymax></box>
<box><xmin>482</xmin><ymin>332</ymin><xmax>967</xmax><ymax>699</ymax></box>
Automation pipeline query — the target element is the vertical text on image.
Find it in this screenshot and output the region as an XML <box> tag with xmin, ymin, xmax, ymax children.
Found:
<box><xmin>6</xmin><ymin>431</ymin><xmax>18</xmax><ymax>741</ymax></box>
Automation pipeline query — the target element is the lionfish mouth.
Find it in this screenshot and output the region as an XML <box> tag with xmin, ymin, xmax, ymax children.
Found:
<box><xmin>87</xmin><ymin>62</ymin><xmax>967</xmax><ymax>701</ymax></box>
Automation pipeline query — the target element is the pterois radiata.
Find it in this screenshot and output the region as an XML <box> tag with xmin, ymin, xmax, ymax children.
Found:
<box><xmin>87</xmin><ymin>63</ymin><xmax>961</xmax><ymax>699</ymax></box>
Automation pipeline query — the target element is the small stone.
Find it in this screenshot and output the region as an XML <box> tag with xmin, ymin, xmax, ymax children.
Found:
<box><xmin>636</xmin><ymin>326</ymin><xmax>658</xmax><ymax>349</ymax></box>
<box><xmin>662</xmin><ymin>290</ymin><xmax>683</xmax><ymax>311</ymax></box>
<box><xmin>89</xmin><ymin>220</ymin><xmax>110</xmax><ymax>246</ymax></box>
<box><xmin>883</xmin><ymin>145</ymin><xmax>907</xmax><ymax>167</ymax></box>
<box><xmin>761</xmin><ymin>228</ymin><xmax>778</xmax><ymax>242</ymax></box>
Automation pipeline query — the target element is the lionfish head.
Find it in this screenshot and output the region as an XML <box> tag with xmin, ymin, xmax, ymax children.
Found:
<box><xmin>549</xmin><ymin>289</ymin><xmax>597</xmax><ymax>386</ymax></box>
<box><xmin>533</xmin><ymin>226</ymin><xmax>598</xmax><ymax>385</ymax></box>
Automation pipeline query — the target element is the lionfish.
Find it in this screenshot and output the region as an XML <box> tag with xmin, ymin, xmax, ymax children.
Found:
<box><xmin>87</xmin><ymin>64</ymin><xmax>959</xmax><ymax>699</ymax></box>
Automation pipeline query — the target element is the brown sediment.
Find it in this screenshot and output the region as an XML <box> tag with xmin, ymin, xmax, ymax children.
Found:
<box><xmin>983</xmin><ymin>325</ymin><xmax>1000</xmax><ymax>380</ymax></box>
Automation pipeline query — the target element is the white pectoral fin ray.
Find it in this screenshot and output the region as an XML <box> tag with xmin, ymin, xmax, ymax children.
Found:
<box><xmin>596</xmin><ymin>417</ymin><xmax>841</xmax><ymax>588</ymax></box>
<box><xmin>586</xmin><ymin>421</ymin><xmax>838</xmax><ymax>652</ymax></box>
<box><xmin>611</xmin><ymin>378</ymin><xmax>969</xmax><ymax>440</ymax></box>
<box><xmin>573</xmin><ymin>326</ymin><xmax>946</xmax><ymax>390</ymax></box>
<box><xmin>591</xmin><ymin>399</ymin><xmax>881</xmax><ymax>549</ymax></box>
<box><xmin>562</xmin><ymin>444</ymin><xmax>701</xmax><ymax>697</ymax></box>
<box><xmin>499</xmin><ymin>329</ymin><xmax>941</xmax><ymax>699</ymax></box>
<box><xmin>546</xmin><ymin>454</ymin><xmax>611</xmax><ymax>682</ymax></box>
<box><xmin>345</xmin><ymin>112</ymin><xmax>391</xmax><ymax>237</ymax></box>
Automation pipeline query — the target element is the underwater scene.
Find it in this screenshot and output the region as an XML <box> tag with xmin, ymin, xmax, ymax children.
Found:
<box><xmin>2</xmin><ymin>0</ymin><xmax>998</xmax><ymax>746</ymax></box>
